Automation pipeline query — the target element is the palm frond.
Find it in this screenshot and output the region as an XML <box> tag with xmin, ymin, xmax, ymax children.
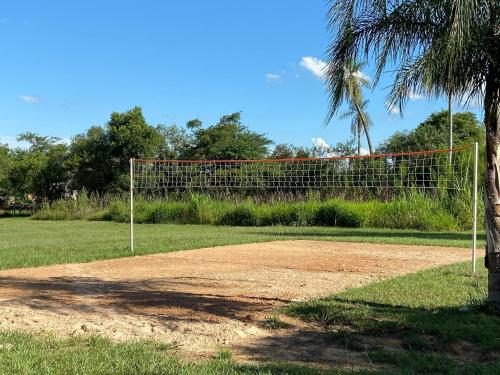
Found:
<box><xmin>325</xmin><ymin>0</ymin><xmax>496</xmax><ymax>119</ymax></box>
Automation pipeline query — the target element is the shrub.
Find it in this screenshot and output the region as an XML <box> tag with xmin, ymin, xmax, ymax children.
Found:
<box><xmin>297</xmin><ymin>201</ymin><xmax>321</xmax><ymax>226</ymax></box>
<box><xmin>365</xmin><ymin>193</ymin><xmax>459</xmax><ymax>231</ymax></box>
<box><xmin>443</xmin><ymin>188</ymin><xmax>484</xmax><ymax>231</ymax></box>
<box><xmin>32</xmin><ymin>190</ymin><xmax>116</xmax><ymax>221</ymax></box>
<box><xmin>183</xmin><ymin>193</ymin><xmax>219</xmax><ymax>224</ymax></box>
<box><xmin>86</xmin><ymin>209</ymin><xmax>111</xmax><ymax>221</ymax></box>
<box><xmin>219</xmin><ymin>204</ymin><xmax>259</xmax><ymax>226</ymax></box>
<box><xmin>257</xmin><ymin>203</ymin><xmax>301</xmax><ymax>226</ymax></box>
<box><xmin>33</xmin><ymin>196</ymin><xmax>96</xmax><ymax>221</ymax></box>
<box><xmin>150</xmin><ymin>202</ymin><xmax>185</xmax><ymax>224</ymax></box>
<box><xmin>106</xmin><ymin>201</ymin><xmax>130</xmax><ymax>223</ymax></box>
<box><xmin>313</xmin><ymin>199</ymin><xmax>366</xmax><ymax>227</ymax></box>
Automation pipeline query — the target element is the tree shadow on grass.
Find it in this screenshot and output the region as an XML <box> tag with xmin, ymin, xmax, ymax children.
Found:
<box><xmin>235</xmin><ymin>298</ymin><xmax>500</xmax><ymax>371</ymax></box>
<box><xmin>287</xmin><ymin>296</ymin><xmax>500</xmax><ymax>353</ymax></box>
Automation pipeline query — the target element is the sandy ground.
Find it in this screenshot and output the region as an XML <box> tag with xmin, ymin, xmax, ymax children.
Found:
<box><xmin>0</xmin><ymin>240</ymin><xmax>470</xmax><ymax>366</ymax></box>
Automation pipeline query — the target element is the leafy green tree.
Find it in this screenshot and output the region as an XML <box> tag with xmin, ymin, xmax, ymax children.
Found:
<box><xmin>0</xmin><ymin>143</ymin><xmax>13</xmax><ymax>205</ymax></box>
<box><xmin>270</xmin><ymin>144</ymin><xmax>296</xmax><ymax>159</ymax></box>
<box><xmin>325</xmin><ymin>0</ymin><xmax>498</xmax><ymax>305</ymax></box>
<box><xmin>33</xmin><ymin>143</ymin><xmax>71</xmax><ymax>202</ymax></box>
<box><xmin>310</xmin><ymin>138</ymin><xmax>356</xmax><ymax>157</ymax></box>
<box><xmin>379</xmin><ymin>111</ymin><xmax>484</xmax><ymax>153</ymax></box>
<box><xmin>183</xmin><ymin>112</ymin><xmax>272</xmax><ymax>160</ymax></box>
<box><xmin>157</xmin><ymin>124</ymin><xmax>191</xmax><ymax>160</ymax></box>
<box><xmin>107</xmin><ymin>107</ymin><xmax>164</xmax><ymax>189</ymax></box>
<box><xmin>295</xmin><ymin>147</ymin><xmax>313</xmax><ymax>158</ymax></box>
<box><xmin>186</xmin><ymin>119</ymin><xmax>202</xmax><ymax>131</ymax></box>
<box><xmin>7</xmin><ymin>133</ymin><xmax>70</xmax><ymax>203</ymax></box>
<box><xmin>70</xmin><ymin>127</ymin><xmax>111</xmax><ymax>194</ymax></box>
<box><xmin>71</xmin><ymin>107</ymin><xmax>164</xmax><ymax>193</ymax></box>
<box><xmin>270</xmin><ymin>144</ymin><xmax>312</xmax><ymax>159</ymax></box>
<box><xmin>328</xmin><ymin>138</ymin><xmax>357</xmax><ymax>157</ymax></box>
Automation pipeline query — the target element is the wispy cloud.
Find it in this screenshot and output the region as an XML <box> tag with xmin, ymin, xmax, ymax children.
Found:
<box><xmin>265</xmin><ymin>73</ymin><xmax>282</xmax><ymax>83</ymax></box>
<box><xmin>352</xmin><ymin>70</ymin><xmax>370</xmax><ymax>82</ymax></box>
<box><xmin>409</xmin><ymin>91</ymin><xmax>424</xmax><ymax>100</ymax></box>
<box><xmin>300</xmin><ymin>57</ymin><xmax>370</xmax><ymax>84</ymax></box>
<box><xmin>312</xmin><ymin>137</ymin><xmax>330</xmax><ymax>150</ymax></box>
<box><xmin>20</xmin><ymin>95</ymin><xmax>41</xmax><ymax>104</ymax></box>
<box><xmin>300</xmin><ymin>57</ymin><xmax>327</xmax><ymax>79</ymax></box>
<box><xmin>58</xmin><ymin>100</ymin><xmax>80</xmax><ymax>110</ymax></box>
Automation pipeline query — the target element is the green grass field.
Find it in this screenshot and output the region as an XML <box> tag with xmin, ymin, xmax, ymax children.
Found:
<box><xmin>0</xmin><ymin>218</ymin><xmax>481</xmax><ymax>270</ymax></box>
<box><xmin>285</xmin><ymin>262</ymin><xmax>500</xmax><ymax>374</ymax></box>
<box><xmin>0</xmin><ymin>334</ymin><xmax>342</xmax><ymax>375</ymax></box>
<box><xmin>0</xmin><ymin>218</ymin><xmax>498</xmax><ymax>374</ymax></box>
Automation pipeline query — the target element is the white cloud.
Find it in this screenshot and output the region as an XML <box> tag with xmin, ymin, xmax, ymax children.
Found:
<box><xmin>359</xmin><ymin>147</ymin><xmax>369</xmax><ymax>156</ymax></box>
<box><xmin>265</xmin><ymin>73</ymin><xmax>282</xmax><ymax>82</ymax></box>
<box><xmin>299</xmin><ymin>57</ymin><xmax>370</xmax><ymax>84</ymax></box>
<box><xmin>312</xmin><ymin>137</ymin><xmax>330</xmax><ymax>150</ymax></box>
<box><xmin>352</xmin><ymin>70</ymin><xmax>370</xmax><ymax>82</ymax></box>
<box><xmin>300</xmin><ymin>56</ymin><xmax>327</xmax><ymax>79</ymax></box>
<box><xmin>409</xmin><ymin>91</ymin><xmax>424</xmax><ymax>100</ymax></box>
<box><xmin>20</xmin><ymin>95</ymin><xmax>41</xmax><ymax>104</ymax></box>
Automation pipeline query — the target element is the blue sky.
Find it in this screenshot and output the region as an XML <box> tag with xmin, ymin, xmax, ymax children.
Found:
<box><xmin>0</xmin><ymin>0</ymin><xmax>482</xmax><ymax>151</ymax></box>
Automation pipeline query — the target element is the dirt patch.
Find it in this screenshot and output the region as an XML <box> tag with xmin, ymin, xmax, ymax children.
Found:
<box><xmin>0</xmin><ymin>240</ymin><xmax>470</xmax><ymax>366</ymax></box>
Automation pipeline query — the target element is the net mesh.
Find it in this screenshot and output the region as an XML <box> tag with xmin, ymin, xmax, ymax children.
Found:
<box><xmin>133</xmin><ymin>146</ymin><xmax>473</xmax><ymax>192</ymax></box>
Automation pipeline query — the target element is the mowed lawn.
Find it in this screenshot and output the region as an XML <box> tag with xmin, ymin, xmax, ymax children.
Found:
<box><xmin>0</xmin><ymin>217</ymin><xmax>482</xmax><ymax>270</ymax></box>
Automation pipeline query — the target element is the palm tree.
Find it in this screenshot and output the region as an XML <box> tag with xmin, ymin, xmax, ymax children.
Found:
<box><xmin>330</xmin><ymin>59</ymin><xmax>374</xmax><ymax>154</ymax></box>
<box><xmin>325</xmin><ymin>0</ymin><xmax>499</xmax><ymax>306</ymax></box>
<box><xmin>339</xmin><ymin>99</ymin><xmax>372</xmax><ymax>155</ymax></box>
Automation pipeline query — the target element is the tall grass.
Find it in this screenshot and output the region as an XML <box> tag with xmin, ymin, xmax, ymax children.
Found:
<box><xmin>33</xmin><ymin>192</ymin><xmax>106</xmax><ymax>221</ymax></box>
<box><xmin>33</xmin><ymin>191</ymin><xmax>481</xmax><ymax>231</ymax></box>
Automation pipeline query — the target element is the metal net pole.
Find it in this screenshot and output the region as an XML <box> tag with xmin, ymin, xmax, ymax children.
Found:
<box><xmin>130</xmin><ymin>158</ymin><xmax>134</xmax><ymax>253</ymax></box>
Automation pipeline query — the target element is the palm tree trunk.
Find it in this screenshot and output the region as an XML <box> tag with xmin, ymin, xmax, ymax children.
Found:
<box><xmin>484</xmin><ymin>72</ymin><xmax>500</xmax><ymax>309</ymax></box>
<box><xmin>363</xmin><ymin>125</ymin><xmax>374</xmax><ymax>155</ymax></box>
<box><xmin>353</xmin><ymin>101</ymin><xmax>373</xmax><ymax>154</ymax></box>
<box><xmin>357</xmin><ymin>124</ymin><xmax>361</xmax><ymax>155</ymax></box>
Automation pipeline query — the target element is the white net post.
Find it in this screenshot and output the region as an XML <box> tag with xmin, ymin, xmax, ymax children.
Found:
<box><xmin>130</xmin><ymin>158</ymin><xmax>134</xmax><ymax>253</ymax></box>
<box><xmin>472</xmin><ymin>142</ymin><xmax>479</xmax><ymax>273</ymax></box>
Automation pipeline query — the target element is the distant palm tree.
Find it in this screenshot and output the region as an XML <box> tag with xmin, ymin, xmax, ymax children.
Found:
<box><xmin>329</xmin><ymin>59</ymin><xmax>373</xmax><ymax>154</ymax></box>
<box><xmin>339</xmin><ymin>99</ymin><xmax>372</xmax><ymax>155</ymax></box>
<box><xmin>325</xmin><ymin>0</ymin><xmax>499</xmax><ymax>307</ymax></box>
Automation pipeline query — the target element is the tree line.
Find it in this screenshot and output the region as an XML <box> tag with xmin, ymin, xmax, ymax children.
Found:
<box><xmin>0</xmin><ymin>106</ymin><xmax>483</xmax><ymax>207</ymax></box>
